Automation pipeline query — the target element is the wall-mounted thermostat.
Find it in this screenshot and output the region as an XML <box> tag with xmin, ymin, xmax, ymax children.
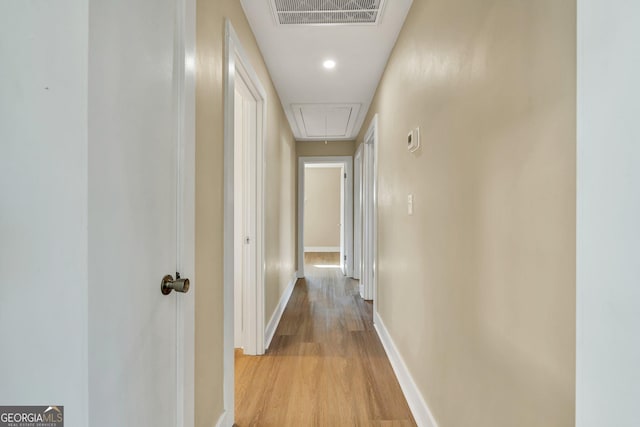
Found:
<box><xmin>407</xmin><ymin>127</ymin><xmax>420</xmax><ymax>153</ymax></box>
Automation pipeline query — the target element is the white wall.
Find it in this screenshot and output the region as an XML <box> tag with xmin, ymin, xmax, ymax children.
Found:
<box><xmin>0</xmin><ymin>1</ymin><xmax>89</xmax><ymax>425</ymax></box>
<box><xmin>577</xmin><ymin>1</ymin><xmax>640</xmax><ymax>425</ymax></box>
<box><xmin>304</xmin><ymin>167</ymin><xmax>342</xmax><ymax>249</ymax></box>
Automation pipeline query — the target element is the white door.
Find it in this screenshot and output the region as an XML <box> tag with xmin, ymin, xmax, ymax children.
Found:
<box><xmin>353</xmin><ymin>145</ymin><xmax>363</xmax><ymax>280</ymax></box>
<box><xmin>340</xmin><ymin>166</ymin><xmax>346</xmax><ymax>274</ymax></box>
<box><xmin>361</xmin><ymin>117</ymin><xmax>377</xmax><ymax>301</ymax></box>
<box><xmin>234</xmin><ymin>87</ymin><xmax>244</xmax><ymax>348</ymax></box>
<box><xmin>234</xmin><ymin>75</ymin><xmax>258</xmax><ymax>352</ymax></box>
<box><xmin>88</xmin><ymin>0</ymin><xmax>191</xmax><ymax>425</ymax></box>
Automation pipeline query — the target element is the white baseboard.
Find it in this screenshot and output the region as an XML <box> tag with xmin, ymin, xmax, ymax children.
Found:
<box><xmin>359</xmin><ymin>283</ymin><xmax>364</xmax><ymax>298</ymax></box>
<box><xmin>214</xmin><ymin>411</ymin><xmax>227</xmax><ymax>427</ymax></box>
<box><xmin>304</xmin><ymin>246</ymin><xmax>340</xmax><ymax>252</ymax></box>
<box><xmin>374</xmin><ymin>311</ymin><xmax>438</xmax><ymax>427</ymax></box>
<box><xmin>265</xmin><ymin>272</ymin><xmax>298</xmax><ymax>349</ymax></box>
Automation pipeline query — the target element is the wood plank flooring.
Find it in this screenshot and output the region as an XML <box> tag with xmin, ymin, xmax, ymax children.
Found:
<box><xmin>235</xmin><ymin>252</ymin><xmax>416</xmax><ymax>426</ymax></box>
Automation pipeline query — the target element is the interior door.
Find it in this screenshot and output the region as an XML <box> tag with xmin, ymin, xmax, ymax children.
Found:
<box><xmin>234</xmin><ymin>74</ymin><xmax>258</xmax><ymax>353</ymax></box>
<box><xmin>354</xmin><ymin>147</ymin><xmax>363</xmax><ymax>280</ymax></box>
<box><xmin>234</xmin><ymin>86</ymin><xmax>245</xmax><ymax>348</ymax></box>
<box><xmin>238</xmin><ymin>72</ymin><xmax>259</xmax><ymax>355</ymax></box>
<box><xmin>88</xmin><ymin>0</ymin><xmax>186</xmax><ymax>425</ymax></box>
<box><xmin>362</xmin><ymin>137</ymin><xmax>375</xmax><ymax>300</ymax></box>
<box><xmin>340</xmin><ymin>166</ymin><xmax>346</xmax><ymax>274</ymax></box>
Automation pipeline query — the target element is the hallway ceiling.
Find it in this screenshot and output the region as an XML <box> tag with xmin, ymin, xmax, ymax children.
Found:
<box><xmin>240</xmin><ymin>0</ymin><xmax>413</xmax><ymax>141</ymax></box>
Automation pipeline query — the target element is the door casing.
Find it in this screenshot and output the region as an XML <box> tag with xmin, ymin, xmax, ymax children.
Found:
<box><xmin>297</xmin><ymin>156</ymin><xmax>354</xmax><ymax>279</ymax></box>
<box><xmin>223</xmin><ymin>19</ymin><xmax>267</xmax><ymax>427</ymax></box>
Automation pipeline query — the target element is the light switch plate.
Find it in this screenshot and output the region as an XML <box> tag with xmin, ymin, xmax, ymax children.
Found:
<box><xmin>407</xmin><ymin>127</ymin><xmax>420</xmax><ymax>152</ymax></box>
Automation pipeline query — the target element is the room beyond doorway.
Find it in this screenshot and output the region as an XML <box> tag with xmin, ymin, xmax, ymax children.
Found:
<box><xmin>297</xmin><ymin>156</ymin><xmax>353</xmax><ymax>279</ymax></box>
<box><xmin>303</xmin><ymin>164</ymin><xmax>343</xmax><ymax>258</ymax></box>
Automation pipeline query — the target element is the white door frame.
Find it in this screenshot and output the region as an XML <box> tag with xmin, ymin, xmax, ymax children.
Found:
<box><xmin>175</xmin><ymin>0</ymin><xmax>195</xmax><ymax>425</ymax></box>
<box><xmin>297</xmin><ymin>156</ymin><xmax>353</xmax><ymax>279</ymax></box>
<box><xmin>223</xmin><ymin>19</ymin><xmax>267</xmax><ymax>426</ymax></box>
<box><xmin>353</xmin><ymin>144</ymin><xmax>363</xmax><ymax>282</ymax></box>
<box><xmin>362</xmin><ymin>115</ymin><xmax>378</xmax><ymax>302</ymax></box>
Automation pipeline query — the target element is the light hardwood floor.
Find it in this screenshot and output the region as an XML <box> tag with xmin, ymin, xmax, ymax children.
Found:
<box><xmin>235</xmin><ymin>252</ymin><xmax>416</xmax><ymax>426</ymax></box>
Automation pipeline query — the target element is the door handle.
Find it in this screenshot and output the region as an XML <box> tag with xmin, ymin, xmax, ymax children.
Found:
<box><xmin>161</xmin><ymin>274</ymin><xmax>190</xmax><ymax>295</ymax></box>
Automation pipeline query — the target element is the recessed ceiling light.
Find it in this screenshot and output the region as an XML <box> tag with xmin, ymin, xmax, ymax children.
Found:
<box><xmin>323</xmin><ymin>59</ymin><xmax>336</xmax><ymax>70</ymax></box>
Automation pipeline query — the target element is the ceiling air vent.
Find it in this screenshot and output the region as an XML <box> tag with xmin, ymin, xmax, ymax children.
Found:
<box><xmin>271</xmin><ymin>0</ymin><xmax>386</xmax><ymax>25</ymax></box>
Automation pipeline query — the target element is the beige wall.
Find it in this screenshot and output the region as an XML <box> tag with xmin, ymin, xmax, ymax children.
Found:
<box><xmin>297</xmin><ymin>140</ymin><xmax>355</xmax><ymax>157</ymax></box>
<box><xmin>304</xmin><ymin>167</ymin><xmax>342</xmax><ymax>249</ymax></box>
<box><xmin>357</xmin><ymin>1</ymin><xmax>576</xmax><ymax>426</ymax></box>
<box><xmin>195</xmin><ymin>2</ymin><xmax>296</xmax><ymax>425</ymax></box>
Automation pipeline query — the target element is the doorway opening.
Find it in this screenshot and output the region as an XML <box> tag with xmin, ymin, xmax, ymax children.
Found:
<box><xmin>360</xmin><ymin>115</ymin><xmax>378</xmax><ymax>303</ymax></box>
<box><xmin>303</xmin><ymin>163</ymin><xmax>344</xmax><ymax>271</ymax></box>
<box><xmin>223</xmin><ymin>19</ymin><xmax>267</xmax><ymax>427</ymax></box>
<box><xmin>297</xmin><ymin>156</ymin><xmax>353</xmax><ymax>279</ymax></box>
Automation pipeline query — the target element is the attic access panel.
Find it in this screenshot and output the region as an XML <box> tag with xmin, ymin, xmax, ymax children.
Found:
<box><xmin>292</xmin><ymin>103</ymin><xmax>362</xmax><ymax>140</ymax></box>
<box><xmin>271</xmin><ymin>0</ymin><xmax>386</xmax><ymax>25</ymax></box>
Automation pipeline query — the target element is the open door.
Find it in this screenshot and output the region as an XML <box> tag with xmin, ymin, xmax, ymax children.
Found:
<box><xmin>361</xmin><ymin>115</ymin><xmax>378</xmax><ymax>301</ymax></box>
<box><xmin>233</xmin><ymin>65</ymin><xmax>263</xmax><ymax>356</ymax></box>
<box><xmin>340</xmin><ymin>165</ymin><xmax>346</xmax><ymax>274</ymax></box>
<box><xmin>353</xmin><ymin>145</ymin><xmax>363</xmax><ymax>281</ymax></box>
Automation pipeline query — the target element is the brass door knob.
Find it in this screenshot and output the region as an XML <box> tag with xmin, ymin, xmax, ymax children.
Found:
<box><xmin>161</xmin><ymin>274</ymin><xmax>190</xmax><ymax>295</ymax></box>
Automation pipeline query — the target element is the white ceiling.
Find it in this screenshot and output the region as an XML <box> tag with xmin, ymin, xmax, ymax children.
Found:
<box><xmin>240</xmin><ymin>0</ymin><xmax>413</xmax><ymax>141</ymax></box>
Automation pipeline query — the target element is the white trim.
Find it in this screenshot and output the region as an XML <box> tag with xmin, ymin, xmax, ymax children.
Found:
<box><xmin>214</xmin><ymin>411</ymin><xmax>228</xmax><ymax>427</ymax></box>
<box><xmin>374</xmin><ymin>312</ymin><xmax>439</xmax><ymax>427</ymax></box>
<box><xmin>174</xmin><ymin>0</ymin><xmax>195</xmax><ymax>425</ymax></box>
<box><xmin>372</xmin><ymin>115</ymin><xmax>378</xmax><ymax>307</ymax></box>
<box><xmin>305</xmin><ymin>162</ymin><xmax>344</xmax><ymax>169</ymax></box>
<box><xmin>223</xmin><ymin>19</ymin><xmax>268</xmax><ymax>426</ymax></box>
<box><xmin>304</xmin><ymin>246</ymin><xmax>340</xmax><ymax>252</ymax></box>
<box><xmin>297</xmin><ymin>156</ymin><xmax>353</xmax><ymax>278</ymax></box>
<box><xmin>264</xmin><ymin>272</ymin><xmax>298</xmax><ymax>349</ymax></box>
<box><xmin>222</xmin><ymin>21</ymin><xmax>236</xmax><ymax>426</ymax></box>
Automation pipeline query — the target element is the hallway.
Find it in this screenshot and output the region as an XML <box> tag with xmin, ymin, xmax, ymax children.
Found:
<box><xmin>3</xmin><ymin>0</ymin><xmax>640</xmax><ymax>426</ymax></box>
<box><xmin>235</xmin><ymin>253</ymin><xmax>415</xmax><ymax>426</ymax></box>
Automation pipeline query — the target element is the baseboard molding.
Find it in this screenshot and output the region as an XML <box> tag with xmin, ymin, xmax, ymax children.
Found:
<box><xmin>265</xmin><ymin>272</ymin><xmax>298</xmax><ymax>349</ymax></box>
<box><xmin>304</xmin><ymin>246</ymin><xmax>340</xmax><ymax>252</ymax></box>
<box><xmin>374</xmin><ymin>311</ymin><xmax>438</xmax><ymax>427</ymax></box>
<box><xmin>214</xmin><ymin>411</ymin><xmax>227</xmax><ymax>427</ymax></box>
